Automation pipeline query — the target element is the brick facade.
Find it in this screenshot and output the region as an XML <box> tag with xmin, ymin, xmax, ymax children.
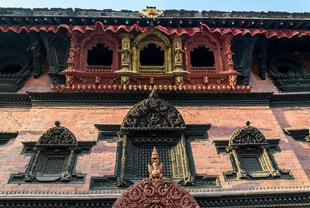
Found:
<box><xmin>0</xmin><ymin>105</ymin><xmax>309</xmax><ymax>193</ymax></box>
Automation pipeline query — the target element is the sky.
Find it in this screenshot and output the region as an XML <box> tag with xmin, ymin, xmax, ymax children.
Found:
<box><xmin>1</xmin><ymin>0</ymin><xmax>310</xmax><ymax>12</ymax></box>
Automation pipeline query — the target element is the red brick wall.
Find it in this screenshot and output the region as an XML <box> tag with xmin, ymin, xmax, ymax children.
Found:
<box><xmin>0</xmin><ymin>105</ymin><xmax>309</xmax><ymax>192</ymax></box>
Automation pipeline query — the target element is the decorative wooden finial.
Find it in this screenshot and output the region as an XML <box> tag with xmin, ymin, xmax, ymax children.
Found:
<box><xmin>55</xmin><ymin>121</ymin><xmax>61</xmax><ymax>127</ymax></box>
<box><xmin>148</xmin><ymin>146</ymin><xmax>163</xmax><ymax>181</ymax></box>
<box><xmin>151</xmin><ymin>146</ymin><xmax>159</xmax><ymax>163</ymax></box>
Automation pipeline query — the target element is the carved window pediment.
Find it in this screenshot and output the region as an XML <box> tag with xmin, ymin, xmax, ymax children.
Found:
<box><xmin>214</xmin><ymin>121</ymin><xmax>292</xmax><ymax>181</ymax></box>
<box><xmin>91</xmin><ymin>91</ymin><xmax>219</xmax><ymax>189</ymax></box>
<box><xmin>121</xmin><ymin>93</ymin><xmax>185</xmax><ymax>131</ymax></box>
<box><xmin>284</xmin><ymin>127</ymin><xmax>310</xmax><ymax>143</ymax></box>
<box><xmin>9</xmin><ymin>121</ymin><xmax>95</xmax><ymax>184</ymax></box>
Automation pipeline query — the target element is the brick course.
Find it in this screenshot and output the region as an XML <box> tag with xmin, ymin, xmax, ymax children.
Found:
<box><xmin>0</xmin><ymin>105</ymin><xmax>308</xmax><ymax>192</ymax></box>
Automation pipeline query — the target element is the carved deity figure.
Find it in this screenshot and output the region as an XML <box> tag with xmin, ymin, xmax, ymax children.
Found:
<box><xmin>148</xmin><ymin>147</ymin><xmax>163</xmax><ymax>182</ymax></box>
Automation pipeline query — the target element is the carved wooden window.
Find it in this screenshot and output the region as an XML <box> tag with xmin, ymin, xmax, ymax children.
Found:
<box><xmin>214</xmin><ymin>121</ymin><xmax>292</xmax><ymax>181</ymax></box>
<box><xmin>87</xmin><ymin>43</ymin><xmax>113</xmax><ymax>66</ymax></box>
<box><xmin>117</xmin><ymin>93</ymin><xmax>192</xmax><ymax>186</ymax></box>
<box><xmin>139</xmin><ymin>43</ymin><xmax>164</xmax><ymax>66</ymax></box>
<box><xmin>91</xmin><ymin>91</ymin><xmax>219</xmax><ymax>189</ymax></box>
<box><xmin>9</xmin><ymin>121</ymin><xmax>95</xmax><ymax>184</ymax></box>
<box><xmin>190</xmin><ymin>46</ymin><xmax>215</xmax><ymax>67</ymax></box>
<box><xmin>64</xmin><ymin>30</ymin><xmax>120</xmax><ymax>73</ymax></box>
<box><xmin>184</xmin><ymin>32</ymin><xmax>224</xmax><ymax>73</ymax></box>
<box><xmin>268</xmin><ymin>54</ymin><xmax>310</xmax><ymax>92</ymax></box>
<box><xmin>132</xmin><ymin>29</ymin><xmax>172</xmax><ymax>73</ymax></box>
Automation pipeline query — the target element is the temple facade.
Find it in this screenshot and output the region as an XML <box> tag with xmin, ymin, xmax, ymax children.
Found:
<box><xmin>0</xmin><ymin>6</ymin><xmax>310</xmax><ymax>207</ymax></box>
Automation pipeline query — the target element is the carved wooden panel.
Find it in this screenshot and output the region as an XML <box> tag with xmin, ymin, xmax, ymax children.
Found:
<box><xmin>9</xmin><ymin>121</ymin><xmax>95</xmax><ymax>184</ymax></box>
<box><xmin>113</xmin><ymin>147</ymin><xmax>200</xmax><ymax>208</ymax></box>
<box><xmin>214</xmin><ymin>121</ymin><xmax>292</xmax><ymax>181</ymax></box>
<box><xmin>51</xmin><ymin>28</ymin><xmax>250</xmax><ymax>93</ymax></box>
<box><xmin>90</xmin><ymin>91</ymin><xmax>218</xmax><ymax>189</ymax></box>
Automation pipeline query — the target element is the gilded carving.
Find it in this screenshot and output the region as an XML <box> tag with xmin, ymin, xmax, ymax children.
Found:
<box><xmin>121</xmin><ymin>75</ymin><xmax>129</xmax><ymax>85</ymax></box>
<box><xmin>113</xmin><ymin>146</ymin><xmax>200</xmax><ymax>208</ymax></box>
<box><xmin>172</xmin><ymin>36</ymin><xmax>184</xmax><ymax>71</ymax></box>
<box><xmin>132</xmin><ymin>28</ymin><xmax>172</xmax><ymax>73</ymax></box>
<box><xmin>139</xmin><ymin>6</ymin><xmax>164</xmax><ymax>20</ymax></box>
<box><xmin>229</xmin><ymin>75</ymin><xmax>237</xmax><ymax>87</ymax></box>
<box><xmin>119</xmin><ymin>33</ymin><xmax>132</xmax><ymax>72</ymax></box>
<box><xmin>175</xmin><ymin>76</ymin><xmax>184</xmax><ymax>85</ymax></box>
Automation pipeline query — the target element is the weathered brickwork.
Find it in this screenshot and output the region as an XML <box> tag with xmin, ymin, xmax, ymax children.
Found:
<box><xmin>272</xmin><ymin>107</ymin><xmax>310</xmax><ymax>182</ymax></box>
<box><xmin>0</xmin><ymin>105</ymin><xmax>308</xmax><ymax>192</ymax></box>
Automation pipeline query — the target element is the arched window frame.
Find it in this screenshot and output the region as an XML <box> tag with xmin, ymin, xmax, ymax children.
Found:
<box><xmin>184</xmin><ymin>32</ymin><xmax>223</xmax><ymax>73</ymax></box>
<box><xmin>214</xmin><ymin>122</ymin><xmax>292</xmax><ymax>181</ymax></box>
<box><xmin>132</xmin><ymin>29</ymin><xmax>172</xmax><ymax>74</ymax></box>
<box><xmin>9</xmin><ymin>122</ymin><xmax>95</xmax><ymax>184</ymax></box>
<box><xmin>79</xmin><ymin>30</ymin><xmax>120</xmax><ymax>72</ymax></box>
<box><xmin>91</xmin><ymin>91</ymin><xmax>219</xmax><ymax>189</ymax></box>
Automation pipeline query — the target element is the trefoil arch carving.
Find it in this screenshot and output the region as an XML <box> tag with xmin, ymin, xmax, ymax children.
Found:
<box><xmin>79</xmin><ymin>30</ymin><xmax>120</xmax><ymax>72</ymax></box>
<box><xmin>132</xmin><ymin>28</ymin><xmax>172</xmax><ymax>73</ymax></box>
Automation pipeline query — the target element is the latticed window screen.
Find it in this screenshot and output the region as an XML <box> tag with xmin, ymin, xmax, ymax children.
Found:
<box><xmin>34</xmin><ymin>152</ymin><xmax>68</xmax><ymax>175</ymax></box>
<box><xmin>136</xmin><ymin>145</ymin><xmax>173</xmax><ymax>178</ymax></box>
<box><xmin>43</xmin><ymin>156</ymin><xmax>66</xmax><ymax>174</ymax></box>
<box><xmin>239</xmin><ymin>155</ymin><xmax>263</xmax><ymax>172</ymax></box>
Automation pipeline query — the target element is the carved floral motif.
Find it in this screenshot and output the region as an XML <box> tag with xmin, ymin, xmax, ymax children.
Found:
<box><xmin>113</xmin><ymin>146</ymin><xmax>199</xmax><ymax>208</ymax></box>
<box><xmin>121</xmin><ymin>92</ymin><xmax>185</xmax><ymax>129</ymax></box>
<box><xmin>230</xmin><ymin>121</ymin><xmax>267</xmax><ymax>145</ymax></box>
<box><xmin>52</xmin><ymin>28</ymin><xmax>250</xmax><ymax>92</ymax></box>
<box><xmin>38</xmin><ymin>121</ymin><xmax>77</xmax><ymax>145</ymax></box>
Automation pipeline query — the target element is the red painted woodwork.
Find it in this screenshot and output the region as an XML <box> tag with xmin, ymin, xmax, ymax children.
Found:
<box><xmin>113</xmin><ymin>177</ymin><xmax>200</xmax><ymax>208</ymax></box>
<box><xmin>183</xmin><ymin>31</ymin><xmax>234</xmax><ymax>73</ymax></box>
<box><xmin>50</xmin><ymin>23</ymin><xmax>250</xmax><ymax>93</ymax></box>
<box><xmin>113</xmin><ymin>147</ymin><xmax>200</xmax><ymax>208</ymax></box>
<box><xmin>65</xmin><ymin>29</ymin><xmax>120</xmax><ymax>73</ymax></box>
<box><xmin>2</xmin><ymin>22</ymin><xmax>309</xmax><ymax>39</ymax></box>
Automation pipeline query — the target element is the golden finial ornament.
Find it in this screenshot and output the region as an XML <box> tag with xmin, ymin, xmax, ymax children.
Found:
<box><xmin>140</xmin><ymin>7</ymin><xmax>163</xmax><ymax>20</ymax></box>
